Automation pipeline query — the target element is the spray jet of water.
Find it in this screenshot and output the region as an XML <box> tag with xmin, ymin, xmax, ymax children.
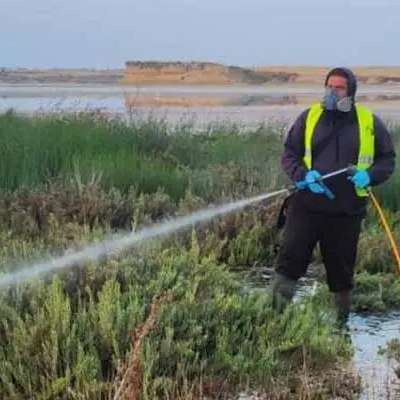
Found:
<box><xmin>0</xmin><ymin>189</ymin><xmax>288</xmax><ymax>290</ymax></box>
<box><xmin>0</xmin><ymin>165</ymin><xmax>352</xmax><ymax>291</ymax></box>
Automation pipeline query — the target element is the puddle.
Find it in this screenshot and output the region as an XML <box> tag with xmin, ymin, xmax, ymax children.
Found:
<box><xmin>236</xmin><ymin>265</ymin><xmax>400</xmax><ymax>399</ymax></box>
<box><xmin>350</xmin><ymin>312</ymin><xmax>400</xmax><ymax>399</ymax></box>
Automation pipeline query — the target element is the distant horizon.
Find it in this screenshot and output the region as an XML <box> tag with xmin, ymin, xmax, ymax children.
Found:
<box><xmin>4</xmin><ymin>61</ymin><xmax>400</xmax><ymax>71</ymax></box>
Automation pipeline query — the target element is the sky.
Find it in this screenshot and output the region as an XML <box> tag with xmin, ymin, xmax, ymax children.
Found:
<box><xmin>1</xmin><ymin>0</ymin><xmax>400</xmax><ymax>69</ymax></box>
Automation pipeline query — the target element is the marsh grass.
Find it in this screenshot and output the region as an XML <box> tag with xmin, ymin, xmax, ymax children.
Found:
<box><xmin>0</xmin><ymin>226</ymin><xmax>356</xmax><ymax>399</ymax></box>
<box><xmin>0</xmin><ymin>108</ymin><xmax>398</xmax><ymax>398</ymax></box>
<box><xmin>0</xmin><ymin>109</ymin><xmax>287</xmax><ymax>201</ymax></box>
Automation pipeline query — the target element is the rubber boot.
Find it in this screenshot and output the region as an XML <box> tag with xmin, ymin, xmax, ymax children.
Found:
<box><xmin>333</xmin><ymin>291</ymin><xmax>351</xmax><ymax>330</ymax></box>
<box><xmin>271</xmin><ymin>272</ymin><xmax>297</xmax><ymax>313</ymax></box>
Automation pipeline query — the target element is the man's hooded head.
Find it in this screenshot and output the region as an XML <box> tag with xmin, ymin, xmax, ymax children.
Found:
<box><xmin>325</xmin><ymin>67</ymin><xmax>358</xmax><ymax>98</ymax></box>
<box><xmin>322</xmin><ymin>67</ymin><xmax>358</xmax><ymax>112</ymax></box>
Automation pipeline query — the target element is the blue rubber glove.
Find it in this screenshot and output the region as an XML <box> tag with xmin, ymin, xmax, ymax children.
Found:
<box><xmin>349</xmin><ymin>169</ymin><xmax>370</xmax><ymax>189</ymax></box>
<box><xmin>296</xmin><ymin>170</ymin><xmax>325</xmax><ymax>193</ymax></box>
<box><xmin>305</xmin><ymin>170</ymin><xmax>325</xmax><ymax>194</ymax></box>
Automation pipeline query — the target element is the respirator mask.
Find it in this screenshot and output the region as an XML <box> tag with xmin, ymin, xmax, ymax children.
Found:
<box><xmin>322</xmin><ymin>87</ymin><xmax>353</xmax><ymax>112</ymax></box>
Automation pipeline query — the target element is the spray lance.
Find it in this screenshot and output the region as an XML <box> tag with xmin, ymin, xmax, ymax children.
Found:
<box><xmin>286</xmin><ymin>165</ymin><xmax>354</xmax><ymax>199</ymax></box>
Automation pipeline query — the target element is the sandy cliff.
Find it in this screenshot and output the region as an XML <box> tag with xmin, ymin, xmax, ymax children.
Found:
<box><xmin>122</xmin><ymin>61</ymin><xmax>296</xmax><ymax>85</ymax></box>
<box><xmin>122</xmin><ymin>61</ymin><xmax>400</xmax><ymax>86</ymax></box>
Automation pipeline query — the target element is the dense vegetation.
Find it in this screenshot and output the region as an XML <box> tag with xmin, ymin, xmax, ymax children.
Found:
<box><xmin>0</xmin><ymin>108</ymin><xmax>398</xmax><ymax>399</ymax></box>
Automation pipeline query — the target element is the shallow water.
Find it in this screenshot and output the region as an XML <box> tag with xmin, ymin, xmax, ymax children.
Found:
<box><xmin>241</xmin><ymin>265</ymin><xmax>400</xmax><ymax>399</ymax></box>
<box><xmin>2</xmin><ymin>84</ymin><xmax>400</xmax><ymax>130</ymax></box>
<box><xmin>2</xmin><ymin>83</ymin><xmax>400</xmax><ymax>97</ymax></box>
<box><xmin>352</xmin><ymin>313</ymin><xmax>400</xmax><ymax>399</ymax></box>
<box><xmin>2</xmin><ymin>98</ymin><xmax>400</xmax><ymax>134</ymax></box>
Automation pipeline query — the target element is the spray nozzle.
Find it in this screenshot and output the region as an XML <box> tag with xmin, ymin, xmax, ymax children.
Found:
<box><xmin>290</xmin><ymin>165</ymin><xmax>356</xmax><ymax>198</ymax></box>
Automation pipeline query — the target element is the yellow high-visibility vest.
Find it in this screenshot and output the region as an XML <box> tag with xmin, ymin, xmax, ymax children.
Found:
<box><xmin>303</xmin><ymin>103</ymin><xmax>375</xmax><ymax>197</ymax></box>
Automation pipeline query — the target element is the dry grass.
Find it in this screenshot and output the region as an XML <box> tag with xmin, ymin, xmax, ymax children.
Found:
<box><xmin>113</xmin><ymin>291</ymin><xmax>173</xmax><ymax>400</ymax></box>
<box><xmin>267</xmin><ymin>357</ymin><xmax>361</xmax><ymax>400</ymax></box>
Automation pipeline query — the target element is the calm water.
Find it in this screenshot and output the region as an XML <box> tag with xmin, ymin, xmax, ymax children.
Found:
<box><xmin>2</xmin><ymin>84</ymin><xmax>400</xmax><ymax>129</ymax></box>
<box><xmin>3</xmin><ymin>83</ymin><xmax>400</xmax><ymax>97</ymax></box>
<box><xmin>2</xmin><ymin>97</ymin><xmax>400</xmax><ymax>131</ymax></box>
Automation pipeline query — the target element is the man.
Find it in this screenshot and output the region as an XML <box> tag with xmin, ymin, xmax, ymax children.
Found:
<box><xmin>271</xmin><ymin>67</ymin><xmax>396</xmax><ymax>328</ymax></box>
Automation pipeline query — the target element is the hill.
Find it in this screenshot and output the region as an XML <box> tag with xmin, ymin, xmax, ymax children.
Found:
<box><xmin>122</xmin><ymin>61</ymin><xmax>296</xmax><ymax>85</ymax></box>
<box><xmin>254</xmin><ymin>65</ymin><xmax>400</xmax><ymax>85</ymax></box>
<box><xmin>123</xmin><ymin>61</ymin><xmax>400</xmax><ymax>86</ymax></box>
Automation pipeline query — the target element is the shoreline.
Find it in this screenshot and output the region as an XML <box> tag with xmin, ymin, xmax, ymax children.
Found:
<box><xmin>2</xmin><ymin>82</ymin><xmax>400</xmax><ymax>98</ymax></box>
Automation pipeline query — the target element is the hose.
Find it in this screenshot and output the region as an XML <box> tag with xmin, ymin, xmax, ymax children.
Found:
<box><xmin>367</xmin><ymin>188</ymin><xmax>400</xmax><ymax>278</ymax></box>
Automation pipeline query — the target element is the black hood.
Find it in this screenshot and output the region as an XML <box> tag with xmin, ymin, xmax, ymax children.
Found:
<box><xmin>324</xmin><ymin>67</ymin><xmax>358</xmax><ymax>98</ymax></box>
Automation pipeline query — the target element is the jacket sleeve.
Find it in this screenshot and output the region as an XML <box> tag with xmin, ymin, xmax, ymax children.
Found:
<box><xmin>367</xmin><ymin>114</ymin><xmax>396</xmax><ymax>186</ymax></box>
<box><xmin>281</xmin><ymin>109</ymin><xmax>309</xmax><ymax>182</ymax></box>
